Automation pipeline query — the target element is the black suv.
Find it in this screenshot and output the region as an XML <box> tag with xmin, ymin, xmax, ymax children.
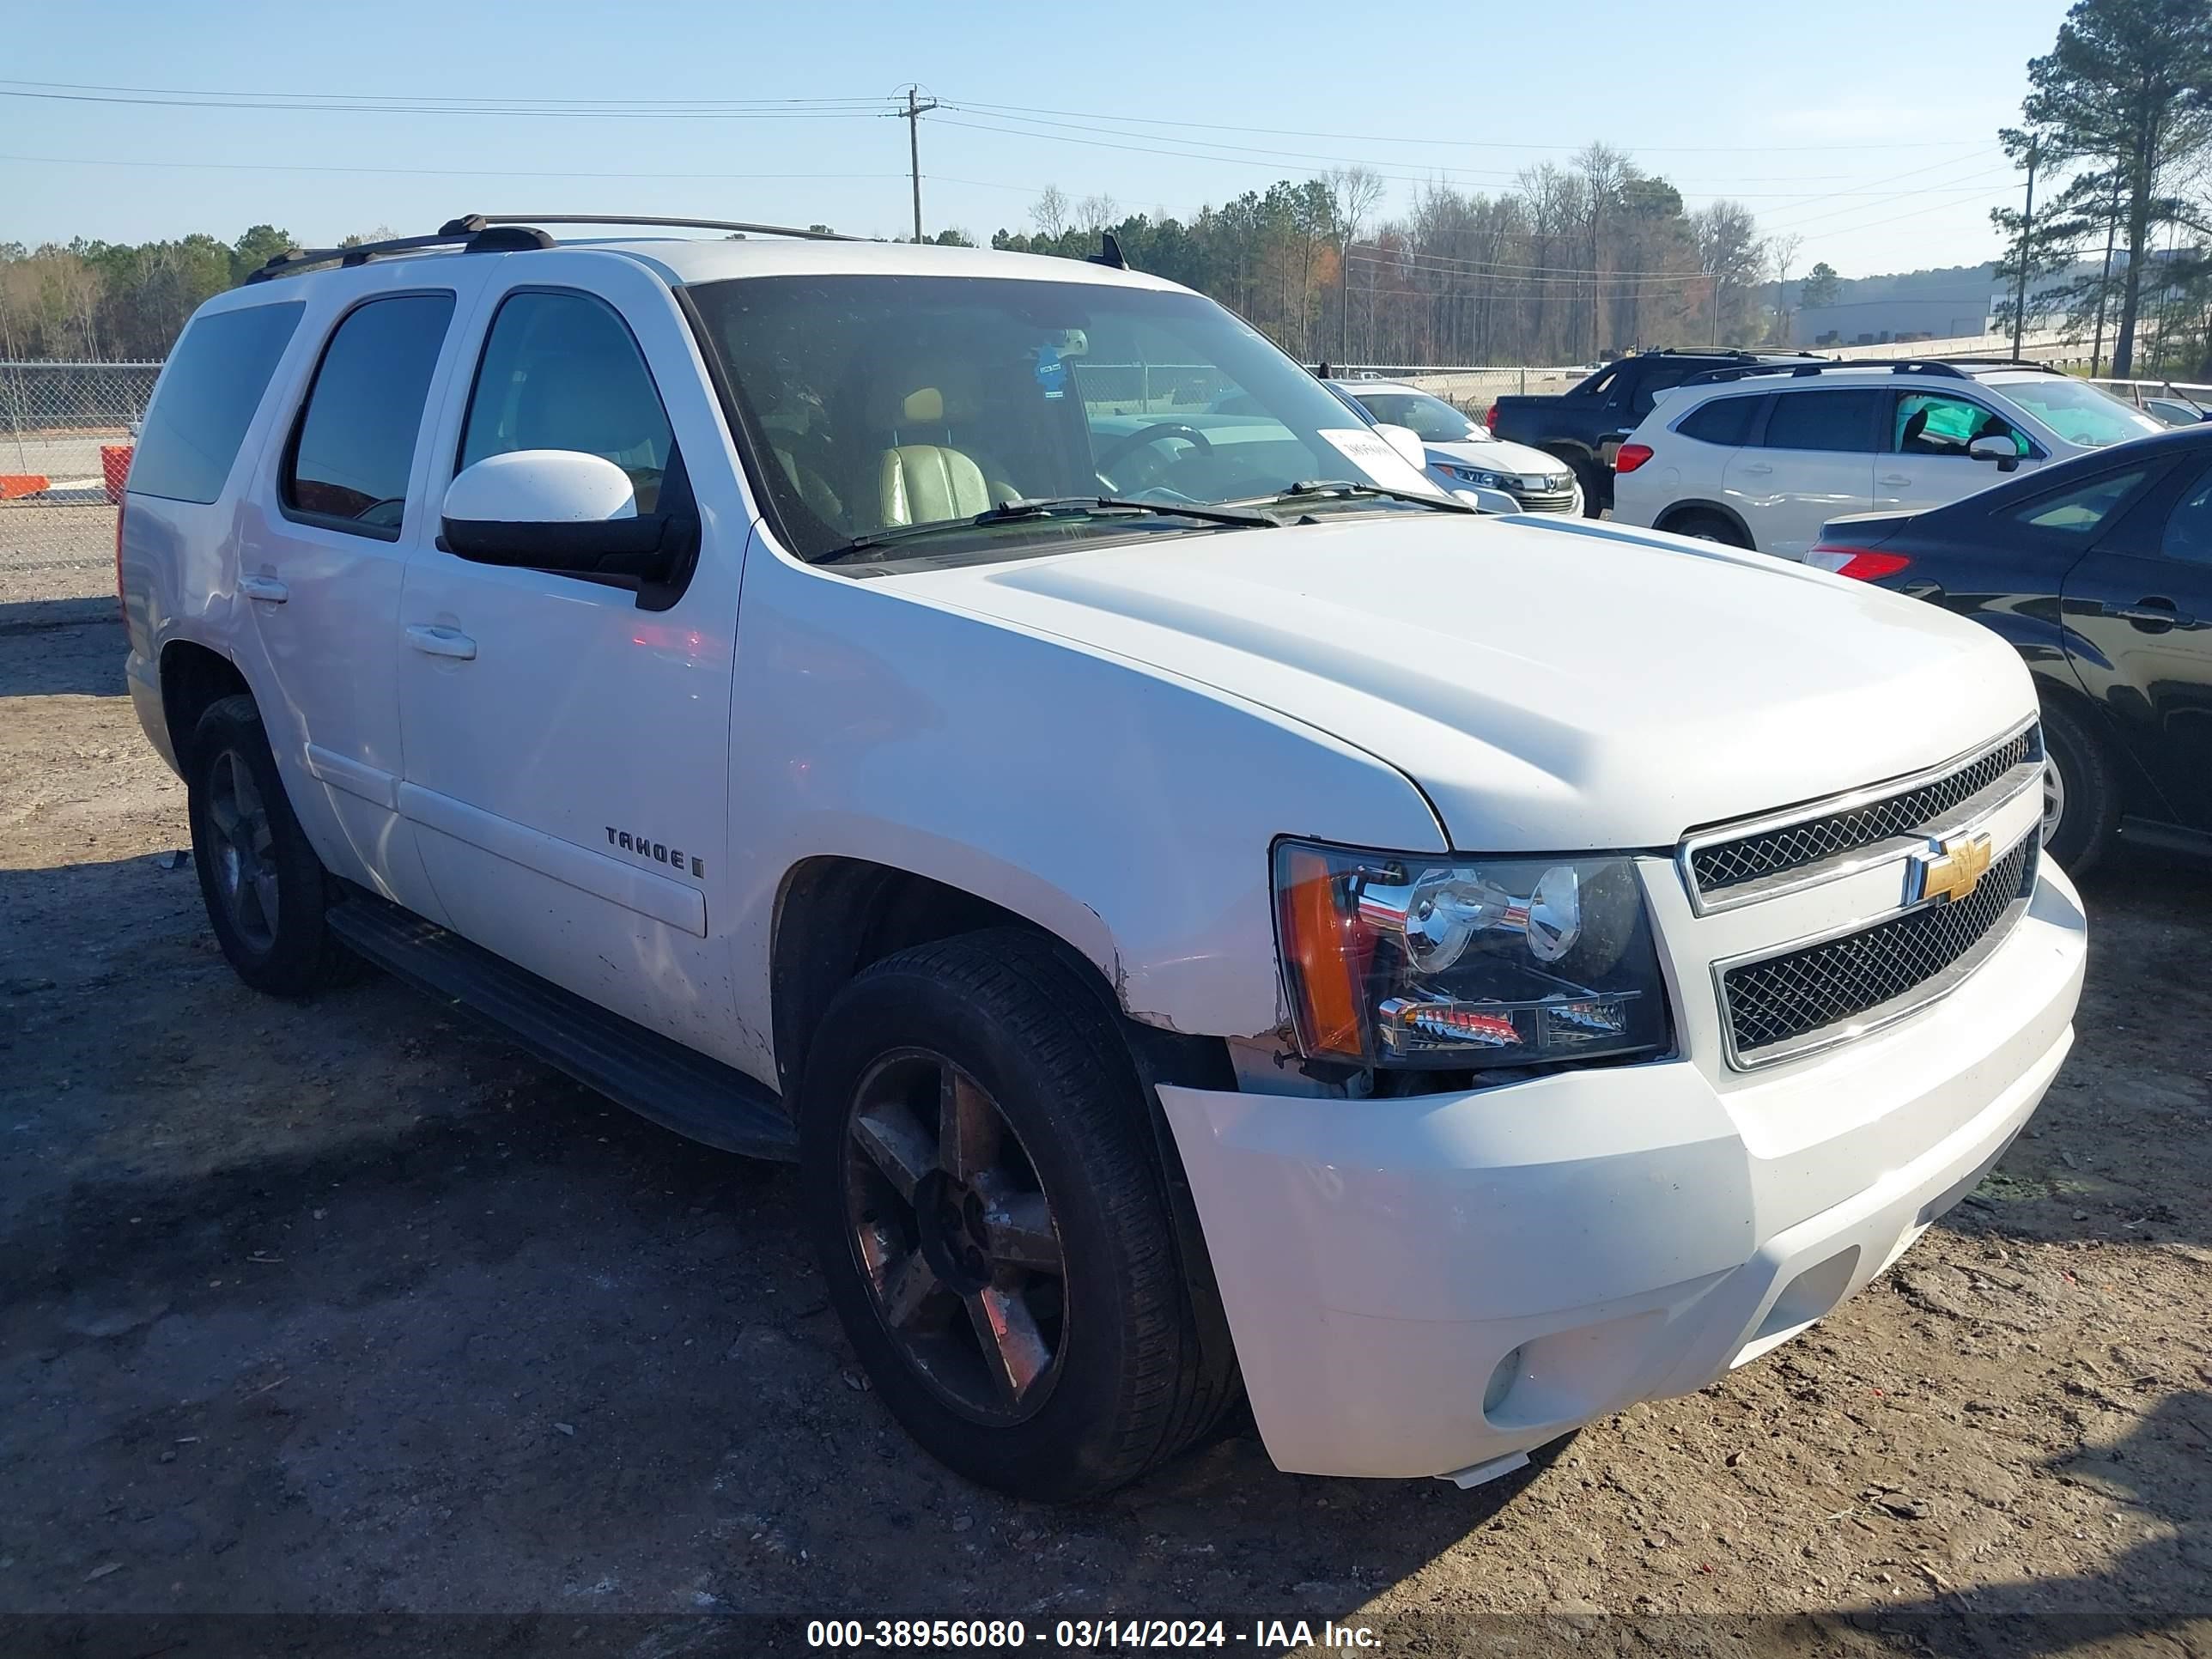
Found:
<box><xmin>1485</xmin><ymin>349</ymin><xmax>1828</xmax><ymax>514</ymax></box>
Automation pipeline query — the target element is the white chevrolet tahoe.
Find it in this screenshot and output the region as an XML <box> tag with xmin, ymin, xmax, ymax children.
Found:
<box><xmin>118</xmin><ymin>216</ymin><xmax>2087</xmax><ymax>1503</ymax></box>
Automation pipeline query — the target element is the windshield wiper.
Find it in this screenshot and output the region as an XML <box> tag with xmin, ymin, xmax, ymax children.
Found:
<box><xmin>814</xmin><ymin>495</ymin><xmax>1280</xmax><ymax>564</ymax></box>
<box><xmin>1249</xmin><ymin>479</ymin><xmax>1478</xmax><ymax>514</ymax></box>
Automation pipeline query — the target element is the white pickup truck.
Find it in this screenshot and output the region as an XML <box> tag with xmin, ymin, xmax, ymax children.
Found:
<box><xmin>118</xmin><ymin>216</ymin><xmax>2086</xmax><ymax>1503</ymax></box>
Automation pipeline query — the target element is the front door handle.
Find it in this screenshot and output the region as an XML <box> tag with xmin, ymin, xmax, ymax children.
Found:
<box><xmin>239</xmin><ymin>574</ymin><xmax>289</xmax><ymax>604</ymax></box>
<box><xmin>405</xmin><ymin>623</ymin><xmax>477</xmax><ymax>660</ymax></box>
<box><xmin>2101</xmin><ymin>597</ymin><xmax>2193</xmax><ymax>629</ymax></box>
<box><xmin>1877</xmin><ymin>473</ymin><xmax>1912</xmax><ymax>487</ymax></box>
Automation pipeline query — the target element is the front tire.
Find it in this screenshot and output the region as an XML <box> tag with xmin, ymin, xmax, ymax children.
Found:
<box><xmin>1568</xmin><ymin>458</ymin><xmax>1607</xmax><ymax>518</ymax></box>
<box><xmin>186</xmin><ymin>694</ymin><xmax>359</xmax><ymax>996</ymax></box>
<box><xmin>799</xmin><ymin>930</ymin><xmax>1231</xmax><ymax>1501</ymax></box>
<box><xmin>2038</xmin><ymin>697</ymin><xmax>2118</xmax><ymax>876</ymax></box>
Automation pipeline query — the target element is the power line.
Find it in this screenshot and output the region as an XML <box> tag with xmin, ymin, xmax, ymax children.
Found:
<box><xmin>946</xmin><ymin>97</ymin><xmax>1994</xmax><ymax>155</ymax></box>
<box><xmin>0</xmin><ymin>149</ymin><xmax>1050</xmax><ymax>198</ymax></box>
<box><xmin>0</xmin><ymin>77</ymin><xmax>893</xmax><ymax>108</ymax></box>
<box><xmin>0</xmin><ymin>83</ymin><xmax>899</xmax><ymax>118</ymax></box>
<box><xmin>0</xmin><ymin>150</ymin><xmax>916</xmax><ymax>184</ymax></box>
<box><xmin>937</xmin><ymin>106</ymin><xmax>1995</xmax><ymax>203</ymax></box>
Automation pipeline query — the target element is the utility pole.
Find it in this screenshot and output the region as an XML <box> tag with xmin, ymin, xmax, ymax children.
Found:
<box><xmin>2011</xmin><ymin>137</ymin><xmax>2039</xmax><ymax>362</ymax></box>
<box><xmin>901</xmin><ymin>86</ymin><xmax>939</xmax><ymax>244</ymax></box>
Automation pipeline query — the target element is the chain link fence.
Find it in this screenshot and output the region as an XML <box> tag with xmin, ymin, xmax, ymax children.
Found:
<box><xmin>2</xmin><ymin>362</ymin><xmax>163</xmax><ymax>610</ymax></box>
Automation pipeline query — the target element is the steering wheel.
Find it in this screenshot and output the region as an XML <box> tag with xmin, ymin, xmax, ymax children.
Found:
<box><xmin>1094</xmin><ymin>422</ymin><xmax>1214</xmax><ymax>486</ymax></box>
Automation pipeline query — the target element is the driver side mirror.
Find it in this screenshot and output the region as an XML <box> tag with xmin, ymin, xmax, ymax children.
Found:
<box><xmin>1968</xmin><ymin>434</ymin><xmax>2022</xmax><ymax>472</ymax></box>
<box><xmin>1373</xmin><ymin>423</ymin><xmax>1430</xmax><ymax>472</ymax></box>
<box><xmin>441</xmin><ymin>449</ymin><xmax>696</xmax><ymax>585</ymax></box>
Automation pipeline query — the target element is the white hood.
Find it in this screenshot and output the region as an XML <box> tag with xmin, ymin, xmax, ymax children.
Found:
<box><xmin>1427</xmin><ymin>435</ymin><xmax>1568</xmax><ymax>481</ymax></box>
<box><xmin>895</xmin><ymin>514</ymin><xmax>2037</xmax><ymax>850</ymax></box>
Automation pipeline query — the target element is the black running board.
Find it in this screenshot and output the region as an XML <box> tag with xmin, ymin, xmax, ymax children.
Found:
<box><xmin>327</xmin><ymin>894</ymin><xmax>798</xmax><ymax>1161</ymax></box>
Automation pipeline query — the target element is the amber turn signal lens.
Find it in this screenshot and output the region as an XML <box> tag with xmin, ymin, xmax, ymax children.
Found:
<box><xmin>1276</xmin><ymin>845</ymin><xmax>1370</xmax><ymax>1061</ymax></box>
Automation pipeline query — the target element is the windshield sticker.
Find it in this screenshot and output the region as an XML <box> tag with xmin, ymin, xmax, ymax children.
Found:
<box><xmin>1316</xmin><ymin>428</ymin><xmax>1442</xmax><ymax>495</ymax></box>
<box><xmin>1034</xmin><ymin>346</ymin><xmax>1067</xmax><ymax>400</ymax></box>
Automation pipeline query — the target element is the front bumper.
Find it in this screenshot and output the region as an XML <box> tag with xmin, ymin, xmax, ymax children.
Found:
<box><xmin>1159</xmin><ymin>863</ymin><xmax>2086</xmax><ymax>1480</ymax></box>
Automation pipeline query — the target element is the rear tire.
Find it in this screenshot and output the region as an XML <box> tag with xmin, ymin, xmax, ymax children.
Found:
<box><xmin>2037</xmin><ymin>697</ymin><xmax>2118</xmax><ymax>877</ymax></box>
<box><xmin>799</xmin><ymin>930</ymin><xmax>1232</xmax><ymax>1501</ymax></box>
<box><xmin>186</xmin><ymin>694</ymin><xmax>361</xmax><ymax>997</ymax></box>
<box><xmin>1668</xmin><ymin>509</ymin><xmax>1753</xmax><ymax>549</ymax></box>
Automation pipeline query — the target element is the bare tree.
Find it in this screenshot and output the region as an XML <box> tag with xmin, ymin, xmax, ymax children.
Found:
<box><xmin>1573</xmin><ymin>143</ymin><xmax>1631</xmax><ymax>358</ymax></box>
<box><xmin>1030</xmin><ymin>185</ymin><xmax>1071</xmax><ymax>240</ymax></box>
<box><xmin>1768</xmin><ymin>232</ymin><xmax>1804</xmax><ymax>345</ymax></box>
<box><xmin>1695</xmin><ymin>201</ymin><xmax>1765</xmax><ymax>347</ymax></box>
<box><xmin>1328</xmin><ymin>165</ymin><xmax>1385</xmax><ymax>362</ymax></box>
<box><xmin>1075</xmin><ymin>193</ymin><xmax>1120</xmax><ymax>234</ymax></box>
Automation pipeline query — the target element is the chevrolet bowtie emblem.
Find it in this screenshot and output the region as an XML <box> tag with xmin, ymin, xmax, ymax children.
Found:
<box><xmin>1908</xmin><ymin>831</ymin><xmax>1994</xmax><ymax>906</ymax></box>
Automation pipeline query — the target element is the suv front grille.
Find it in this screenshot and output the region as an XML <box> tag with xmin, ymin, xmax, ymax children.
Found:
<box><xmin>1686</xmin><ymin>726</ymin><xmax>2039</xmax><ymax>906</ymax></box>
<box><xmin>1516</xmin><ymin>488</ymin><xmax>1580</xmax><ymax>514</ymax></box>
<box><xmin>1719</xmin><ymin>833</ymin><xmax>2037</xmax><ymax>1065</ymax></box>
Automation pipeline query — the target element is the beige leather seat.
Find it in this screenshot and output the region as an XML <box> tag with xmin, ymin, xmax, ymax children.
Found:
<box><xmin>863</xmin><ymin>379</ymin><xmax>1019</xmax><ymax>530</ymax></box>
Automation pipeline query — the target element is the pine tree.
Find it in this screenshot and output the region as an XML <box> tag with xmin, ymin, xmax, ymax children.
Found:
<box><xmin>2012</xmin><ymin>0</ymin><xmax>2212</xmax><ymax>375</ymax></box>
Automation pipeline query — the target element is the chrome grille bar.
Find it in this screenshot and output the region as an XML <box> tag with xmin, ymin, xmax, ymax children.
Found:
<box><xmin>1678</xmin><ymin>718</ymin><xmax>2043</xmax><ymax>915</ymax></box>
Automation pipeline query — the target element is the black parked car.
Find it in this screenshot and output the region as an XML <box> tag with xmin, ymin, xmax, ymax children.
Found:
<box><xmin>1812</xmin><ymin>422</ymin><xmax>2212</xmax><ymax>874</ymax></box>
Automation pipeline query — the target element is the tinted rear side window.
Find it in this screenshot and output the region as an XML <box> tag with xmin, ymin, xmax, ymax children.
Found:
<box><xmin>130</xmin><ymin>302</ymin><xmax>304</xmax><ymax>504</ymax></box>
<box><xmin>1758</xmin><ymin>390</ymin><xmax>1883</xmax><ymax>453</ymax></box>
<box><xmin>1677</xmin><ymin>395</ymin><xmax>1762</xmax><ymax>447</ymax></box>
<box><xmin>283</xmin><ymin>294</ymin><xmax>456</xmax><ymax>536</ymax></box>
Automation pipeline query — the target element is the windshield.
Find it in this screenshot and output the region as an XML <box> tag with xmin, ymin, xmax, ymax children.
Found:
<box><xmin>1990</xmin><ymin>376</ymin><xmax>2165</xmax><ymax>448</ymax></box>
<box><xmin>684</xmin><ymin>274</ymin><xmax>1440</xmax><ymax>562</ymax></box>
<box><xmin>1349</xmin><ymin>390</ymin><xmax>1479</xmax><ymax>443</ymax></box>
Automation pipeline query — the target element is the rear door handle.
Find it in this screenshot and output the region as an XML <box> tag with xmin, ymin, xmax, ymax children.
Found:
<box><xmin>239</xmin><ymin>574</ymin><xmax>289</xmax><ymax>604</ymax></box>
<box><xmin>1877</xmin><ymin>473</ymin><xmax>1912</xmax><ymax>487</ymax></box>
<box><xmin>405</xmin><ymin>623</ymin><xmax>477</xmax><ymax>660</ymax></box>
<box><xmin>2102</xmin><ymin>598</ymin><xmax>2194</xmax><ymax>628</ymax></box>
<box><xmin>1737</xmin><ymin>462</ymin><xmax>1773</xmax><ymax>477</ymax></box>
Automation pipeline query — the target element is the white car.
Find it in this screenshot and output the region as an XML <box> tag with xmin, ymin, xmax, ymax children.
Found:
<box><xmin>1612</xmin><ymin>359</ymin><xmax>2166</xmax><ymax>559</ymax></box>
<box><xmin>1328</xmin><ymin>380</ymin><xmax>1583</xmax><ymax>513</ymax></box>
<box><xmin>119</xmin><ymin>217</ymin><xmax>2084</xmax><ymax>1502</ymax></box>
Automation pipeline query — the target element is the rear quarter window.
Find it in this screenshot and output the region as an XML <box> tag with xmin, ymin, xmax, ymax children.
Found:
<box><xmin>129</xmin><ymin>301</ymin><xmax>305</xmax><ymax>504</ymax></box>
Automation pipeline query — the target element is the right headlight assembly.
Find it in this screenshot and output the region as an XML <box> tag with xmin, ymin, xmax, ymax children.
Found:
<box><xmin>1271</xmin><ymin>839</ymin><xmax>1673</xmax><ymax>1070</ymax></box>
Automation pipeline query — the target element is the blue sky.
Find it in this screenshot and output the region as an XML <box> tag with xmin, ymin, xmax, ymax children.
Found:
<box><xmin>2</xmin><ymin>0</ymin><xmax>2074</xmax><ymax>278</ymax></box>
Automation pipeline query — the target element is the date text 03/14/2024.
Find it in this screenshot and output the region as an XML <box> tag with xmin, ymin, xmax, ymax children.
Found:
<box><xmin>804</xmin><ymin>1618</ymin><xmax>1381</xmax><ymax>1649</ymax></box>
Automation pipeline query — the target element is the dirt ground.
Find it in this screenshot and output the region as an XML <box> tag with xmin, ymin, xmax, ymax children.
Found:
<box><xmin>3</xmin><ymin>584</ymin><xmax>2209</xmax><ymax>1658</ymax></box>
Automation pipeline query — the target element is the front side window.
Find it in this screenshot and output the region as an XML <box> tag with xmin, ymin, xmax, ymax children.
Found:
<box><xmin>2164</xmin><ymin>465</ymin><xmax>2212</xmax><ymax>565</ymax></box>
<box><xmin>283</xmin><ymin>294</ymin><xmax>456</xmax><ymax>534</ymax></box>
<box><xmin>1894</xmin><ymin>392</ymin><xmax>2023</xmax><ymax>459</ymax></box>
<box><xmin>687</xmin><ymin>274</ymin><xmax>1455</xmax><ymax>563</ymax></box>
<box><xmin>131</xmin><ymin>301</ymin><xmax>304</xmax><ymax>505</ymax></box>
<box><xmin>2009</xmin><ymin>468</ymin><xmax>2149</xmax><ymax>535</ymax></box>
<box><xmin>1353</xmin><ymin>391</ymin><xmax>1478</xmax><ymax>443</ymax></box>
<box><xmin>459</xmin><ymin>290</ymin><xmax>674</xmax><ymax>511</ymax></box>
<box><xmin>1759</xmin><ymin>389</ymin><xmax>1883</xmax><ymax>453</ymax></box>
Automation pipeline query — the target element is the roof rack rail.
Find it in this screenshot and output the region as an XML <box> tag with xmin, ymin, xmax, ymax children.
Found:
<box><xmin>244</xmin><ymin>210</ymin><xmax>864</xmax><ymax>284</ymax></box>
<box><xmin>1681</xmin><ymin>356</ymin><xmax>1989</xmax><ymax>387</ymax></box>
<box><xmin>1647</xmin><ymin>346</ymin><xmax>1826</xmax><ymax>360</ymax></box>
<box><xmin>461</xmin><ymin>213</ymin><xmax>860</xmax><ymax>242</ymax></box>
<box><xmin>246</xmin><ymin>220</ymin><xmax>555</xmax><ymax>283</ymax></box>
<box><xmin>1906</xmin><ymin>356</ymin><xmax>2063</xmax><ymax>374</ymax></box>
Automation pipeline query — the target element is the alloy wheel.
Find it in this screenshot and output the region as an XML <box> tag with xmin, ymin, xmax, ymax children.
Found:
<box><xmin>842</xmin><ymin>1048</ymin><xmax>1066</xmax><ymax>1424</ymax></box>
<box><xmin>2041</xmin><ymin>757</ymin><xmax>2067</xmax><ymax>846</ymax></box>
<box><xmin>206</xmin><ymin>746</ymin><xmax>279</xmax><ymax>952</ymax></box>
